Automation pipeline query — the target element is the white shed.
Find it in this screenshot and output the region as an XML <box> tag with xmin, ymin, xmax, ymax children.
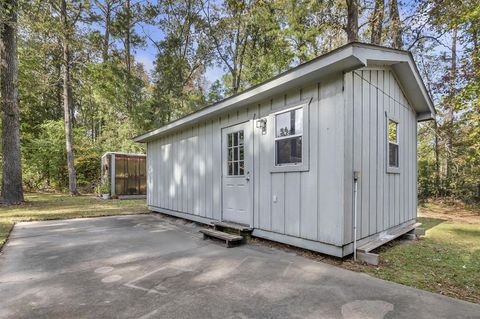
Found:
<box><xmin>134</xmin><ymin>43</ymin><xmax>435</xmax><ymax>258</ymax></box>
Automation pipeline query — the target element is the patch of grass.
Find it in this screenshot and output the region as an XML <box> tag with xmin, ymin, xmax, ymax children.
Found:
<box><xmin>0</xmin><ymin>192</ymin><xmax>149</xmax><ymax>249</ymax></box>
<box><xmin>350</xmin><ymin>215</ymin><xmax>480</xmax><ymax>304</ymax></box>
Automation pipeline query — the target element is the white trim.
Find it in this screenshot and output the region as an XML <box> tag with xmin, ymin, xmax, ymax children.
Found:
<box><xmin>102</xmin><ymin>152</ymin><xmax>146</xmax><ymax>158</ymax></box>
<box><xmin>221</xmin><ymin>120</ymin><xmax>254</xmax><ymax>227</ymax></box>
<box><xmin>149</xmin><ymin>206</ymin><xmax>215</xmax><ymax>225</ymax></box>
<box><xmin>252</xmin><ymin>229</ymin><xmax>344</xmax><ymax>257</ymax></box>
<box><xmin>134</xmin><ymin>43</ymin><xmax>434</xmax><ymax>143</ymax></box>
<box><xmin>353</xmin><ymin>45</ymin><xmax>435</xmax><ymax>116</ymax></box>
<box><xmin>342</xmin><ymin>219</ymin><xmax>416</xmax><ymax>255</ymax></box>
<box><xmin>386</xmin><ymin>114</ymin><xmax>400</xmax><ymax>174</ymax></box>
<box><xmin>417</xmin><ymin>111</ymin><xmax>434</xmax><ymax>122</ymax></box>
<box><xmin>270</xmin><ymin>99</ymin><xmax>311</xmax><ymax>173</ymax></box>
<box><xmin>134</xmin><ymin>45</ymin><xmax>362</xmax><ymax>142</ymax></box>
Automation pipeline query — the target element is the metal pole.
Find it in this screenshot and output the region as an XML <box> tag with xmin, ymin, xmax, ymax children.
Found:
<box><xmin>353</xmin><ymin>171</ymin><xmax>359</xmax><ymax>261</ymax></box>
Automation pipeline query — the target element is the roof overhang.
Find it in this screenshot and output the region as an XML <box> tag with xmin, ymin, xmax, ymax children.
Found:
<box><xmin>352</xmin><ymin>45</ymin><xmax>435</xmax><ymax>120</ymax></box>
<box><xmin>101</xmin><ymin>152</ymin><xmax>146</xmax><ymax>158</ymax></box>
<box><xmin>134</xmin><ymin>43</ymin><xmax>435</xmax><ymax>143</ymax></box>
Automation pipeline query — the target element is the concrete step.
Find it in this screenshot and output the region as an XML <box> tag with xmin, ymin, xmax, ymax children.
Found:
<box><xmin>199</xmin><ymin>228</ymin><xmax>244</xmax><ymax>248</ymax></box>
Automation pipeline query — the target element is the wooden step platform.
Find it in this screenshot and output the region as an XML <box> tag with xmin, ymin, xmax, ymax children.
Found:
<box><xmin>199</xmin><ymin>228</ymin><xmax>244</xmax><ymax>248</ymax></box>
<box><xmin>356</xmin><ymin>222</ymin><xmax>423</xmax><ymax>265</ymax></box>
<box><xmin>212</xmin><ymin>221</ymin><xmax>253</xmax><ymax>233</ymax></box>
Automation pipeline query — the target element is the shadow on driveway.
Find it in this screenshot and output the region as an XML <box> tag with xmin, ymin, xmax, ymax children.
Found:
<box><xmin>0</xmin><ymin>214</ymin><xmax>478</xmax><ymax>319</ymax></box>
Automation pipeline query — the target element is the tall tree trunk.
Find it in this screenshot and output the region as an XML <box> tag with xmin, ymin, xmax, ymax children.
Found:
<box><xmin>389</xmin><ymin>0</ymin><xmax>402</xmax><ymax>49</ymax></box>
<box><xmin>124</xmin><ymin>0</ymin><xmax>131</xmax><ymax>74</ymax></box>
<box><xmin>346</xmin><ymin>0</ymin><xmax>358</xmax><ymax>42</ymax></box>
<box><xmin>433</xmin><ymin>120</ymin><xmax>441</xmax><ymax>196</ymax></box>
<box><xmin>61</xmin><ymin>0</ymin><xmax>79</xmax><ymax>196</ymax></box>
<box><xmin>445</xmin><ymin>27</ymin><xmax>457</xmax><ymax>195</ymax></box>
<box><xmin>1</xmin><ymin>0</ymin><xmax>24</xmax><ymax>205</ymax></box>
<box><xmin>103</xmin><ymin>2</ymin><xmax>111</xmax><ymax>63</ymax></box>
<box><xmin>371</xmin><ymin>0</ymin><xmax>384</xmax><ymax>45</ymax></box>
<box><xmin>124</xmin><ymin>0</ymin><xmax>132</xmax><ymax>111</ymax></box>
<box><xmin>231</xmin><ymin>68</ymin><xmax>238</xmax><ymax>94</ymax></box>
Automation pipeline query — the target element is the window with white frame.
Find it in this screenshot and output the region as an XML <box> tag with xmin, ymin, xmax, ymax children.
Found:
<box><xmin>275</xmin><ymin>108</ymin><xmax>303</xmax><ymax>165</ymax></box>
<box><xmin>388</xmin><ymin>119</ymin><xmax>399</xmax><ymax>168</ymax></box>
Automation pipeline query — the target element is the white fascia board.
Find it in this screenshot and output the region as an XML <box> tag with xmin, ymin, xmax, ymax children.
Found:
<box><xmin>417</xmin><ymin>111</ymin><xmax>434</xmax><ymax>122</ymax></box>
<box><xmin>353</xmin><ymin>44</ymin><xmax>435</xmax><ymax>117</ymax></box>
<box><xmin>101</xmin><ymin>152</ymin><xmax>146</xmax><ymax>158</ymax></box>
<box><xmin>134</xmin><ymin>45</ymin><xmax>365</xmax><ymax>143</ymax></box>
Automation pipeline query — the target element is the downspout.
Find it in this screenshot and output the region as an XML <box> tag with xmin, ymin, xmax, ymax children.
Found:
<box><xmin>353</xmin><ymin>171</ymin><xmax>360</xmax><ymax>261</ymax></box>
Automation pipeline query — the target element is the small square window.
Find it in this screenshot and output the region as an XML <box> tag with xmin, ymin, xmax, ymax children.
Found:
<box><xmin>270</xmin><ymin>99</ymin><xmax>311</xmax><ymax>173</ymax></box>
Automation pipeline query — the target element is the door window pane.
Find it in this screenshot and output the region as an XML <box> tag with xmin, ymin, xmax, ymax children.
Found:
<box><xmin>226</xmin><ymin>130</ymin><xmax>245</xmax><ymax>176</ymax></box>
<box><xmin>233</xmin><ymin>132</ymin><xmax>238</xmax><ymax>146</ymax></box>
<box><xmin>234</xmin><ymin>162</ymin><xmax>239</xmax><ymax>175</ymax></box>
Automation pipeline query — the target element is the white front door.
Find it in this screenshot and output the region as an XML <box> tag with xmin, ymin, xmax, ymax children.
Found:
<box><xmin>222</xmin><ymin>121</ymin><xmax>253</xmax><ymax>226</ymax></box>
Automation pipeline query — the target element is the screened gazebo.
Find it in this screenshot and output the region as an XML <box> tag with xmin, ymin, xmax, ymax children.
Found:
<box><xmin>101</xmin><ymin>152</ymin><xmax>147</xmax><ymax>198</ymax></box>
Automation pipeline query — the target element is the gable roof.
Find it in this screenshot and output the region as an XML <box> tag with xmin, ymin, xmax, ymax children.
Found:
<box><xmin>134</xmin><ymin>42</ymin><xmax>435</xmax><ymax>143</ymax></box>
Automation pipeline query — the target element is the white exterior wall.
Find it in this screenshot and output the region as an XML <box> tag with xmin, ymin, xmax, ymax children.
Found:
<box><xmin>147</xmin><ymin>73</ymin><xmax>346</xmax><ymax>254</ymax></box>
<box><xmin>146</xmin><ymin>68</ymin><xmax>419</xmax><ymax>256</ymax></box>
<box><xmin>343</xmin><ymin>68</ymin><xmax>418</xmax><ymax>246</ymax></box>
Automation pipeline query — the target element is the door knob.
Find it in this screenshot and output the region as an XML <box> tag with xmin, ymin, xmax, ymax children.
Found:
<box><xmin>245</xmin><ymin>171</ymin><xmax>250</xmax><ymax>181</ymax></box>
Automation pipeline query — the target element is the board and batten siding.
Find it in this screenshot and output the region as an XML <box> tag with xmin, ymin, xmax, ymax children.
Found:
<box><xmin>255</xmin><ymin>74</ymin><xmax>345</xmax><ymax>246</ymax></box>
<box><xmin>147</xmin><ymin>119</ymin><xmax>223</xmax><ymax>221</ymax></box>
<box><xmin>343</xmin><ymin>68</ymin><xmax>418</xmax><ymax>245</ymax></box>
<box><xmin>147</xmin><ymin>73</ymin><xmax>347</xmax><ymax>248</ymax></box>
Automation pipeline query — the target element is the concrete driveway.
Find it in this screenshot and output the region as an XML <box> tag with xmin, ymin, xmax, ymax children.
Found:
<box><xmin>0</xmin><ymin>215</ymin><xmax>478</xmax><ymax>319</ymax></box>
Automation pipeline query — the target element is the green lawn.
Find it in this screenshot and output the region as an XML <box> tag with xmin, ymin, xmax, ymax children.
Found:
<box><xmin>0</xmin><ymin>192</ymin><xmax>149</xmax><ymax>248</ymax></box>
<box><xmin>346</xmin><ymin>204</ymin><xmax>480</xmax><ymax>304</ymax></box>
